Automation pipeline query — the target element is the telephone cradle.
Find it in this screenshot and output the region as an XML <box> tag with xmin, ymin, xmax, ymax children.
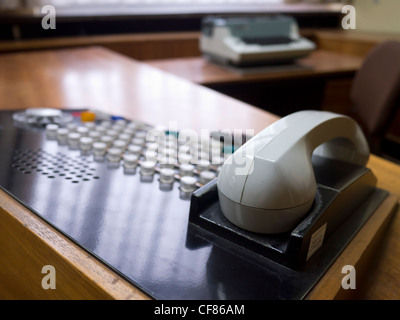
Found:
<box><xmin>0</xmin><ymin>108</ymin><xmax>389</xmax><ymax>300</ymax></box>
<box><xmin>189</xmin><ymin>156</ymin><xmax>384</xmax><ymax>270</ymax></box>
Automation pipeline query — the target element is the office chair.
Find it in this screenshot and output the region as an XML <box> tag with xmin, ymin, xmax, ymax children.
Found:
<box><xmin>349</xmin><ymin>40</ymin><xmax>400</xmax><ymax>156</ymax></box>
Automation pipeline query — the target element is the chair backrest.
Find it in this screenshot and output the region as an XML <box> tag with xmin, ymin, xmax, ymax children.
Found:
<box><xmin>350</xmin><ymin>41</ymin><xmax>400</xmax><ymax>137</ymax></box>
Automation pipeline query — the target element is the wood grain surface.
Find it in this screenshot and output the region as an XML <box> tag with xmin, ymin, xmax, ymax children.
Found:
<box><xmin>0</xmin><ymin>46</ymin><xmax>279</xmax><ymax>132</ymax></box>
<box><xmin>0</xmin><ymin>46</ymin><xmax>399</xmax><ymax>300</ymax></box>
<box><xmin>146</xmin><ymin>50</ymin><xmax>363</xmax><ymax>85</ymax></box>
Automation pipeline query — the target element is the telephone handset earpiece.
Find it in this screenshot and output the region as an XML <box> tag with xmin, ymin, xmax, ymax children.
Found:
<box><xmin>217</xmin><ymin>110</ymin><xmax>370</xmax><ymax>234</ymax></box>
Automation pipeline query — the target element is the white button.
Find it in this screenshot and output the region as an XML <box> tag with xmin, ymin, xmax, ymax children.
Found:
<box><xmin>158</xmin><ymin>156</ymin><xmax>176</xmax><ymax>168</ymax></box>
<box><xmin>100</xmin><ymin>120</ymin><xmax>112</xmax><ymax>128</ymax></box>
<box><xmin>89</xmin><ymin>130</ymin><xmax>101</xmax><ymax>141</ymax></box>
<box><xmin>196</xmin><ymin>160</ymin><xmax>211</xmax><ymax>171</ymax></box>
<box><xmin>126</xmin><ymin>122</ymin><xmax>140</xmax><ymax>131</ymax></box>
<box><xmin>111</xmin><ymin>124</ymin><xmax>124</xmax><ymax>133</ymax></box>
<box><xmin>93</xmin><ymin>142</ymin><xmax>107</xmax><ymax>161</ymax></box>
<box><xmin>66</xmin><ymin>123</ymin><xmax>77</xmax><ymax>132</ymax></box>
<box><xmin>113</xmin><ymin>139</ymin><xmax>128</xmax><ymax>150</ymax></box>
<box><xmin>56</xmin><ymin>128</ymin><xmax>69</xmax><ymax>144</ymax></box>
<box><xmin>146</xmin><ymin>142</ymin><xmax>159</xmax><ymax>152</ymax></box>
<box><xmin>127</xmin><ymin>144</ymin><xmax>142</xmax><ymax>155</ymax></box>
<box><xmin>100</xmin><ymin>135</ymin><xmax>113</xmax><ymax>147</ymax></box>
<box><xmin>68</xmin><ymin>132</ymin><xmax>81</xmax><ymax>149</ymax></box>
<box><xmin>46</xmin><ymin>123</ymin><xmax>59</xmax><ymax>132</ymax></box>
<box><xmin>46</xmin><ymin>124</ymin><xmax>59</xmax><ymax>140</ymax></box>
<box><xmin>107</xmin><ymin>148</ymin><xmax>122</xmax><ymax>162</ymax></box>
<box><xmin>178</xmin><ymin>153</ymin><xmax>192</xmax><ymax>165</ymax></box>
<box><xmin>106</xmin><ymin>129</ymin><xmax>119</xmax><ymax>139</ymax></box>
<box><xmin>122</xmin><ymin>128</ymin><xmax>135</xmax><ymax>137</ymax></box>
<box><xmin>199</xmin><ymin>171</ymin><xmax>216</xmax><ymax>185</ymax></box>
<box><xmin>96</xmin><ymin>126</ymin><xmax>107</xmax><ymax>134</ymax></box>
<box><xmin>134</xmin><ymin>131</ymin><xmax>147</xmax><ymax>140</ymax></box>
<box><xmin>132</xmin><ymin>137</ymin><xmax>146</xmax><ymax>147</ymax></box>
<box><xmin>68</xmin><ymin>132</ymin><xmax>80</xmax><ymax>140</ymax></box>
<box><xmin>118</xmin><ymin>133</ymin><xmax>131</xmax><ymax>142</ymax></box>
<box><xmin>114</xmin><ymin>119</ymin><xmax>127</xmax><ymax>127</ymax></box>
<box><xmin>180</xmin><ymin>176</ymin><xmax>197</xmax><ymax>193</ymax></box>
<box><xmin>159</xmin><ymin>168</ymin><xmax>175</xmax><ymax>184</ymax></box>
<box><xmin>76</xmin><ymin>126</ymin><xmax>89</xmax><ymax>137</ymax></box>
<box><xmin>179</xmin><ymin>164</ymin><xmax>195</xmax><ymax>176</ymax></box>
<box><xmin>84</xmin><ymin>122</ymin><xmax>96</xmax><ymax>130</ymax></box>
<box><xmin>211</xmin><ymin>155</ymin><xmax>225</xmax><ymax>166</ymax></box>
<box><xmin>123</xmin><ymin>154</ymin><xmax>139</xmax><ymax>168</ymax></box>
<box><xmin>93</xmin><ymin>142</ymin><xmax>107</xmax><ymax>153</ymax></box>
<box><xmin>80</xmin><ymin>137</ymin><xmax>93</xmax><ymax>150</ymax></box>
<box><xmin>144</xmin><ymin>150</ymin><xmax>158</xmax><ymax>162</ymax></box>
<box><xmin>140</xmin><ymin>161</ymin><xmax>156</xmax><ymax>175</ymax></box>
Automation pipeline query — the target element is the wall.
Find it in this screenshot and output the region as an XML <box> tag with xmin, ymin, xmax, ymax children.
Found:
<box><xmin>354</xmin><ymin>0</ymin><xmax>400</xmax><ymax>34</ymax></box>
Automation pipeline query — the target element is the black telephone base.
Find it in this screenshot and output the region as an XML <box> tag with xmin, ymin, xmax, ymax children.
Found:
<box><xmin>189</xmin><ymin>157</ymin><xmax>386</xmax><ymax>271</ymax></box>
<box><xmin>0</xmin><ymin>109</ymin><xmax>389</xmax><ymax>300</ymax></box>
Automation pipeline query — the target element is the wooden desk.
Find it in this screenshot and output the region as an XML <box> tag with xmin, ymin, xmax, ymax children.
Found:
<box><xmin>0</xmin><ymin>47</ymin><xmax>399</xmax><ymax>300</ymax></box>
<box><xmin>0</xmin><ymin>46</ymin><xmax>277</xmax><ymax>300</ymax></box>
<box><xmin>146</xmin><ymin>50</ymin><xmax>363</xmax><ymax>86</ymax></box>
<box><xmin>0</xmin><ymin>46</ymin><xmax>277</xmax><ymax>132</ymax></box>
<box><xmin>146</xmin><ymin>50</ymin><xmax>364</xmax><ymax>117</ymax></box>
<box><xmin>315</xmin><ymin>30</ymin><xmax>400</xmax><ymax>57</ymax></box>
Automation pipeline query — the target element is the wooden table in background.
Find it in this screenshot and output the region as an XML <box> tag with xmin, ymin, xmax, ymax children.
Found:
<box><xmin>0</xmin><ymin>46</ymin><xmax>398</xmax><ymax>300</ymax></box>
<box><xmin>146</xmin><ymin>50</ymin><xmax>363</xmax><ymax>86</ymax></box>
<box><xmin>146</xmin><ymin>50</ymin><xmax>364</xmax><ymax>119</ymax></box>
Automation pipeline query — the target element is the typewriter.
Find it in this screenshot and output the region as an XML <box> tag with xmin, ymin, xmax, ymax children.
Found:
<box><xmin>200</xmin><ymin>15</ymin><xmax>316</xmax><ymax>67</ymax></box>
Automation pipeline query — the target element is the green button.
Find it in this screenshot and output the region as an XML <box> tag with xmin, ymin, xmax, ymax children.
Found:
<box><xmin>222</xmin><ymin>145</ymin><xmax>237</xmax><ymax>154</ymax></box>
<box><xmin>166</xmin><ymin>131</ymin><xmax>179</xmax><ymax>138</ymax></box>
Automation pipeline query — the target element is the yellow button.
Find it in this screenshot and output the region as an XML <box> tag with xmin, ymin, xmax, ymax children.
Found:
<box><xmin>81</xmin><ymin>111</ymin><xmax>96</xmax><ymax>122</ymax></box>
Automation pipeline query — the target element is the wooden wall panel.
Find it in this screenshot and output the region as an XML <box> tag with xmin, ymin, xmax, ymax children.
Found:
<box><xmin>0</xmin><ymin>32</ymin><xmax>202</xmax><ymax>60</ymax></box>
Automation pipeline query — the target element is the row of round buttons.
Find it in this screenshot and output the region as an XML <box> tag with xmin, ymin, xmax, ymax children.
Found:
<box><xmin>45</xmin><ymin>119</ymin><xmax>224</xmax><ymax>198</ymax></box>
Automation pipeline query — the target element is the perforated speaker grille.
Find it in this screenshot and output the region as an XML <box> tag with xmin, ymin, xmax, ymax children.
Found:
<box><xmin>12</xmin><ymin>149</ymin><xmax>99</xmax><ymax>183</ymax></box>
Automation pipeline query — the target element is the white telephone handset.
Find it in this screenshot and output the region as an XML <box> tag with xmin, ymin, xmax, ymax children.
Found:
<box><xmin>217</xmin><ymin>110</ymin><xmax>370</xmax><ymax>234</ymax></box>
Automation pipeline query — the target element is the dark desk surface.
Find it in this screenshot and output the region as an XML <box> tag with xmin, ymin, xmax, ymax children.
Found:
<box><xmin>146</xmin><ymin>50</ymin><xmax>364</xmax><ymax>85</ymax></box>
<box><xmin>0</xmin><ymin>46</ymin><xmax>398</xmax><ymax>300</ymax></box>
